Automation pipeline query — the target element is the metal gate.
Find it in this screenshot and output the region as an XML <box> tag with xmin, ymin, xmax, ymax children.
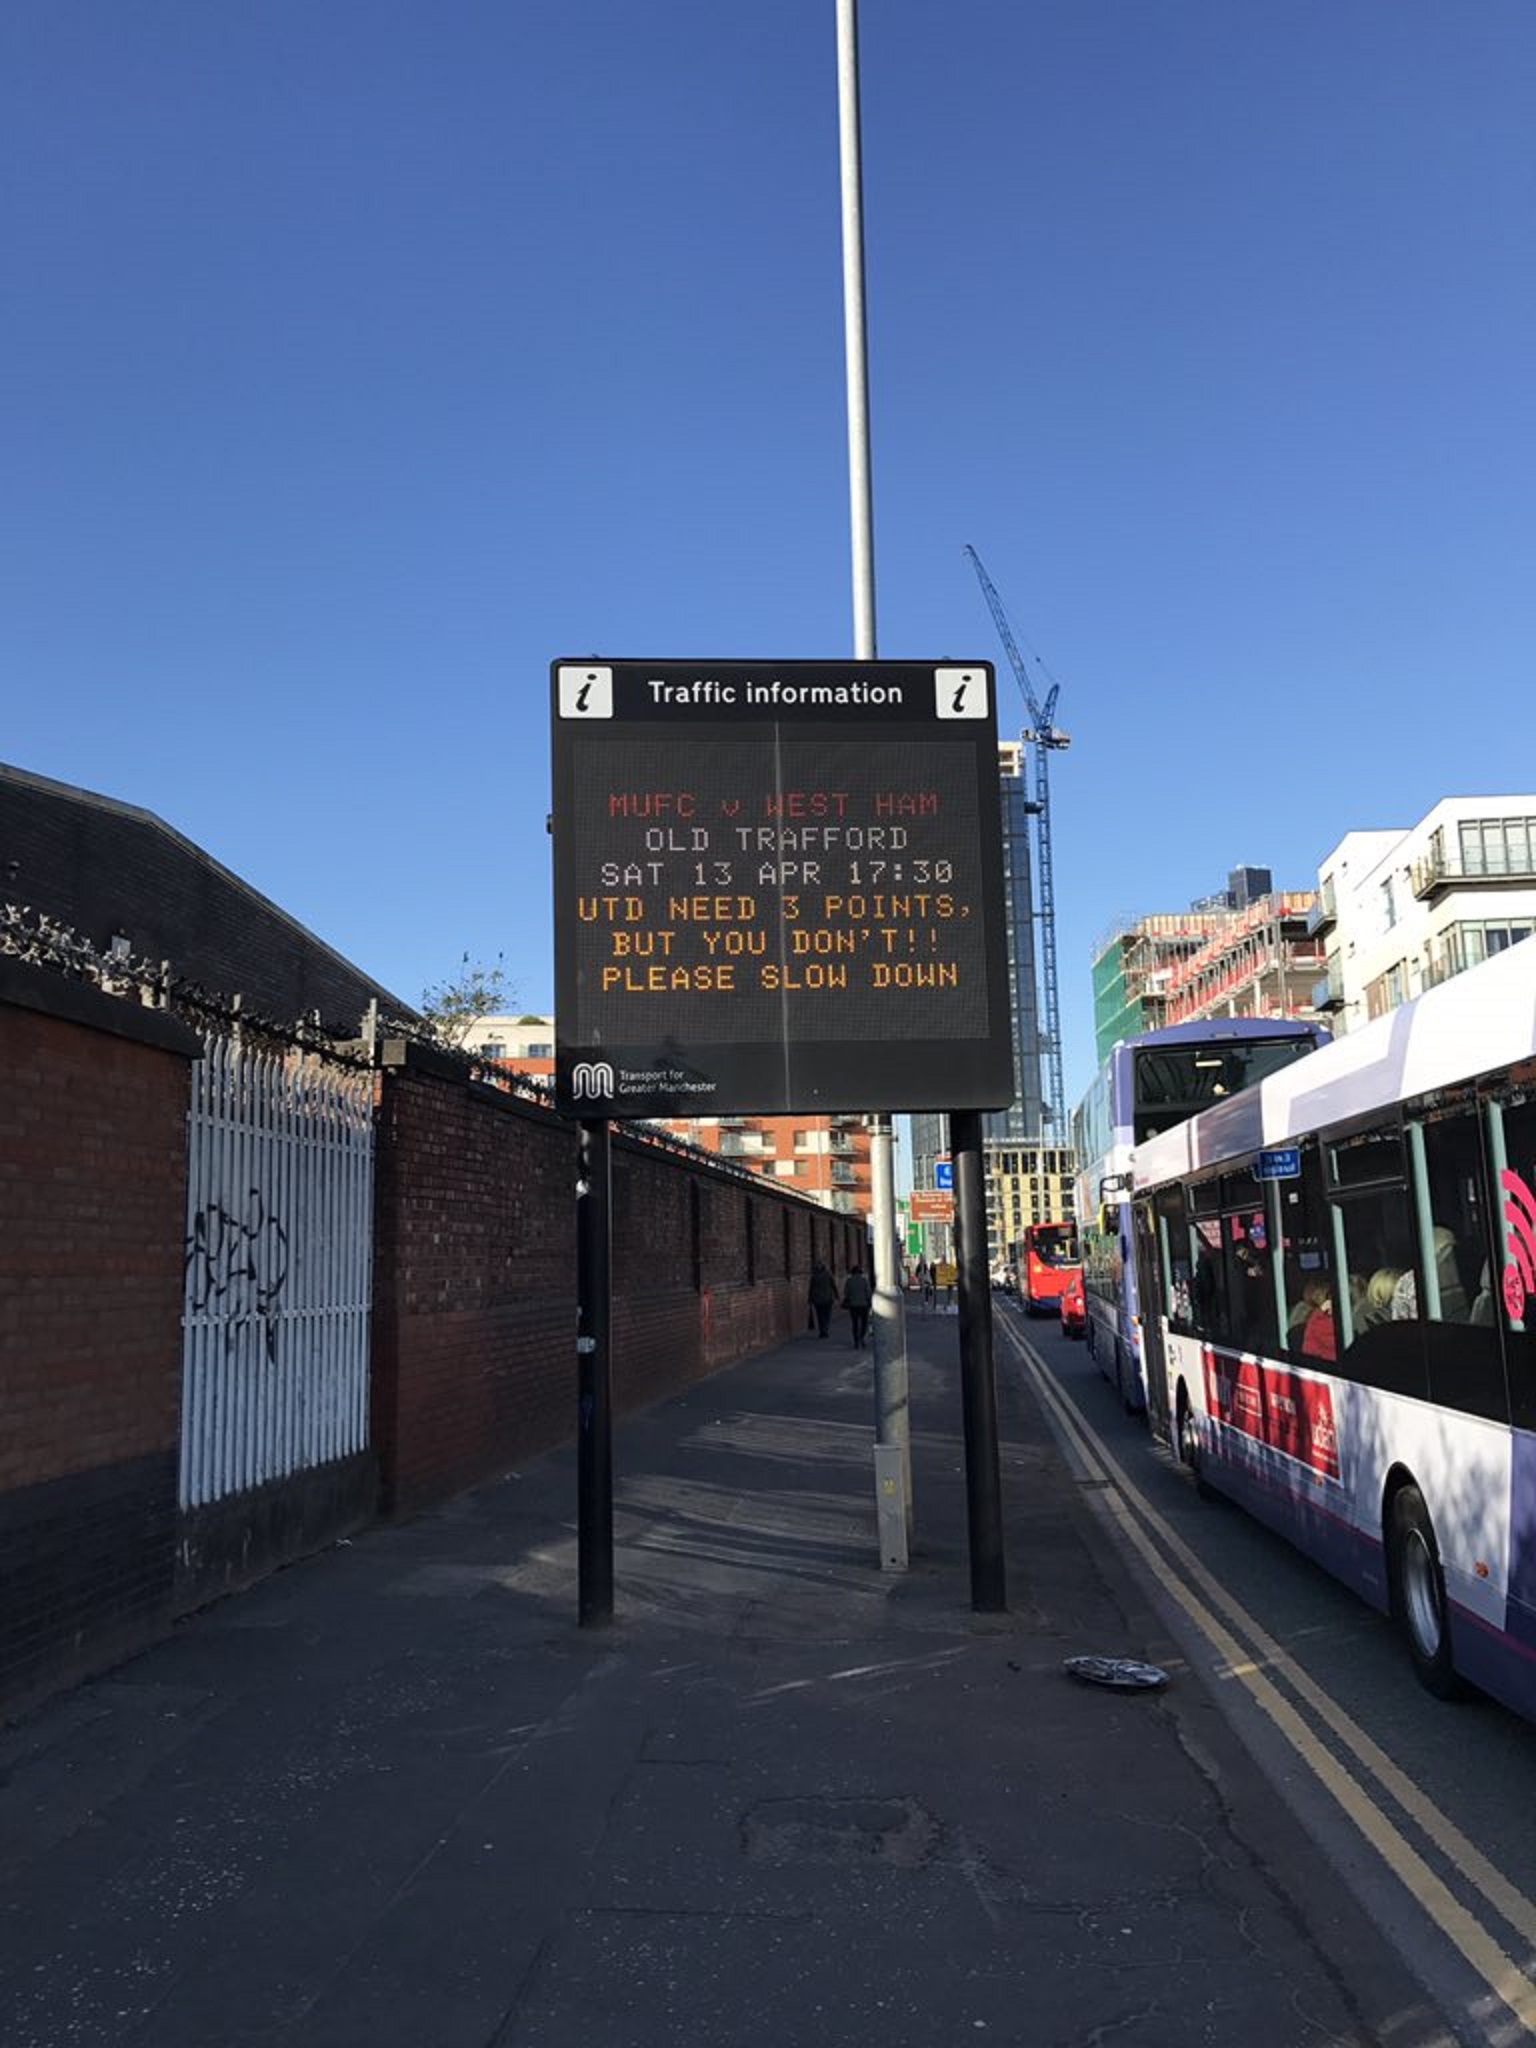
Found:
<box><xmin>180</xmin><ymin>1034</ymin><xmax>375</xmax><ymax>1508</ymax></box>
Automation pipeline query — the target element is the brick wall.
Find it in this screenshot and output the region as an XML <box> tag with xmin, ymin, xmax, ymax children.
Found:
<box><xmin>371</xmin><ymin>1048</ymin><xmax>576</xmax><ymax>1519</ymax></box>
<box><xmin>0</xmin><ymin>959</ymin><xmax>201</xmax><ymax>1713</ymax></box>
<box><xmin>372</xmin><ymin>1044</ymin><xmax>866</xmax><ymax>1519</ymax></box>
<box><xmin>0</xmin><ymin>987</ymin><xmax>867</xmax><ymax>1716</ymax></box>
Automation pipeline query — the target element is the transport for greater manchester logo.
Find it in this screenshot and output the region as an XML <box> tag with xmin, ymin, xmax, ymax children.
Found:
<box><xmin>569</xmin><ymin>1061</ymin><xmax>615</xmax><ymax>1102</ymax></box>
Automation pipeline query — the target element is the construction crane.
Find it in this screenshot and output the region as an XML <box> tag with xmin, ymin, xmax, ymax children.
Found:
<box><xmin>964</xmin><ymin>544</ymin><xmax>1071</xmax><ymax>1131</ymax></box>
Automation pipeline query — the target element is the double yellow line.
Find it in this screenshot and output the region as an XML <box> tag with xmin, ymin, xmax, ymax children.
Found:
<box><xmin>1004</xmin><ymin>1322</ymin><xmax>1536</xmax><ymax>2040</ymax></box>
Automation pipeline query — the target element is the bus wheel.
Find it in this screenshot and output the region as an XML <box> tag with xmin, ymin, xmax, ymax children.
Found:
<box><xmin>1175</xmin><ymin>1385</ymin><xmax>1211</xmax><ymax>1498</ymax></box>
<box><xmin>1388</xmin><ymin>1485</ymin><xmax>1463</xmax><ymax>1701</ymax></box>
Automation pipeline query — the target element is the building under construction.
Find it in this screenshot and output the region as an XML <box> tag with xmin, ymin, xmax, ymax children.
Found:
<box><xmin>1159</xmin><ymin>892</ymin><xmax>1324</xmax><ymax>1026</ymax></box>
<box><xmin>1091</xmin><ymin>866</ymin><xmax>1325</xmax><ymax>1059</ymax></box>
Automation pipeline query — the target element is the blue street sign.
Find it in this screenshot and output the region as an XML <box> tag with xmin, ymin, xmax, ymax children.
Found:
<box><xmin>1256</xmin><ymin>1147</ymin><xmax>1301</xmax><ymax>1180</ymax></box>
<box><xmin>934</xmin><ymin>1158</ymin><xmax>954</xmax><ymax>1190</ymax></box>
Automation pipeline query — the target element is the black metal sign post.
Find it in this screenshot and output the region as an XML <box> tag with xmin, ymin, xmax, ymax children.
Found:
<box><xmin>951</xmin><ymin>1108</ymin><xmax>1006</xmax><ymax>1613</ymax></box>
<box><xmin>575</xmin><ymin>1117</ymin><xmax>613</xmax><ymax>1627</ymax></box>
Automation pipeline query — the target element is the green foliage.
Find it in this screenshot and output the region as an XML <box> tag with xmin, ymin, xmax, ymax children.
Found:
<box><xmin>419</xmin><ymin>953</ymin><xmax>512</xmax><ymax>1046</ymax></box>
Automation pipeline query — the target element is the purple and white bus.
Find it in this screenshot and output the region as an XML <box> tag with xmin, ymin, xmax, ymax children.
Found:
<box><xmin>1072</xmin><ymin>1016</ymin><xmax>1330</xmax><ymax>1421</ymax></box>
<box><xmin>1132</xmin><ymin>939</ymin><xmax>1536</xmax><ymax>1715</ymax></box>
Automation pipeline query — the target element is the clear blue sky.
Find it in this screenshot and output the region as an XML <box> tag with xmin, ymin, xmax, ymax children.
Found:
<box><xmin>5</xmin><ymin>1</ymin><xmax>1533</xmax><ymax>1115</ymax></box>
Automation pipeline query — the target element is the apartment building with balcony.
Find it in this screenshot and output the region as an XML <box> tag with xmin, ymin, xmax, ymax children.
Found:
<box><xmin>691</xmin><ymin>1114</ymin><xmax>874</xmax><ymax>1214</ymax></box>
<box><xmin>1311</xmin><ymin>799</ymin><xmax>1536</xmax><ymax>1032</ymax></box>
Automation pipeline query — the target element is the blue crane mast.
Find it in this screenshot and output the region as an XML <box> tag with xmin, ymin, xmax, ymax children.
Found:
<box><xmin>964</xmin><ymin>544</ymin><xmax>1071</xmax><ymax>1132</ymax></box>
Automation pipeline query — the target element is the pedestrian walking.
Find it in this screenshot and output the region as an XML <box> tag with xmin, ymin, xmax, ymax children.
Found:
<box><xmin>842</xmin><ymin>1261</ymin><xmax>873</xmax><ymax>1348</ymax></box>
<box><xmin>806</xmin><ymin>1259</ymin><xmax>837</xmax><ymax>1339</ymax></box>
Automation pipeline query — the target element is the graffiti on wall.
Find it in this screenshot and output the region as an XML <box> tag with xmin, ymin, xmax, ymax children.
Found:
<box><xmin>185</xmin><ymin>1189</ymin><xmax>289</xmax><ymax>1364</ymax></box>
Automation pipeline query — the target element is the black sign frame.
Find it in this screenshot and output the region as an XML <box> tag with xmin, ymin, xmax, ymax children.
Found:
<box><xmin>550</xmin><ymin>658</ymin><xmax>1015</xmax><ymax>1119</ymax></box>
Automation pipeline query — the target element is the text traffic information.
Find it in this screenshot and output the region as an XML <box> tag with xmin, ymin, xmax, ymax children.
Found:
<box><xmin>550</xmin><ymin>660</ymin><xmax>1014</xmax><ymax>1118</ymax></box>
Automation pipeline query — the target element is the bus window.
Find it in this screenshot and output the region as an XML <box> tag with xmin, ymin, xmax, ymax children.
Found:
<box><xmin>1413</xmin><ymin>1093</ymin><xmax>1507</xmax><ymax>1423</ymax></box>
<box><xmin>1275</xmin><ymin>1141</ymin><xmax>1335</xmax><ymax>1358</ymax></box>
<box><xmin>1185</xmin><ymin>1178</ymin><xmax>1228</xmax><ymax>1339</ymax></box>
<box><xmin>1154</xmin><ymin>1184</ymin><xmax>1191</xmax><ymax>1325</ymax></box>
<box><xmin>1028</xmin><ymin>1222</ymin><xmax>1080</xmax><ymax>1268</ymax></box>
<box><xmin>1226</xmin><ymin>1206</ymin><xmax>1277</xmax><ymax>1354</ymax></box>
<box><xmin>1189</xmin><ymin>1217</ymin><xmax>1226</xmax><ymax>1337</ymax></box>
<box><xmin>1489</xmin><ymin>1071</ymin><xmax>1536</xmax><ymax>1432</ymax></box>
<box><xmin>1132</xmin><ymin>1035</ymin><xmax>1325</xmax><ymax>1140</ymax></box>
<box><xmin>1324</xmin><ymin>1120</ymin><xmax>1426</xmax><ymax>1399</ymax></box>
<box><xmin>1219</xmin><ymin>1168</ymin><xmax>1276</xmax><ymax>1352</ymax></box>
<box><xmin>1327</xmin><ymin>1122</ymin><xmax>1407</xmax><ymax>1190</ymax></box>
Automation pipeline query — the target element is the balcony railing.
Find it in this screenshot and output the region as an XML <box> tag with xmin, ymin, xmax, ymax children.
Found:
<box><xmin>1306</xmin><ymin>879</ymin><xmax>1337</xmax><ymax>937</ymax></box>
<box><xmin>1412</xmin><ymin>851</ymin><xmax>1536</xmax><ymax>900</ymax></box>
<box><xmin>1312</xmin><ymin>971</ymin><xmax>1345</xmax><ymax>1013</ymax></box>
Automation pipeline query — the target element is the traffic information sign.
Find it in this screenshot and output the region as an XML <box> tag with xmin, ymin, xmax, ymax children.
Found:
<box><xmin>909</xmin><ymin>1189</ymin><xmax>956</xmax><ymax>1223</ymax></box>
<box><xmin>550</xmin><ymin>658</ymin><xmax>1014</xmax><ymax>1118</ymax></box>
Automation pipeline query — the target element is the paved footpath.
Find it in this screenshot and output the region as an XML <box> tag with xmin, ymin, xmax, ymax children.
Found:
<box><xmin>2</xmin><ymin>1303</ymin><xmax>1456</xmax><ymax>2048</ymax></box>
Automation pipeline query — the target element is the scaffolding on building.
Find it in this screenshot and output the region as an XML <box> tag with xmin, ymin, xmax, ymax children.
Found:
<box><xmin>1159</xmin><ymin>894</ymin><xmax>1325</xmax><ymax>1025</ymax></box>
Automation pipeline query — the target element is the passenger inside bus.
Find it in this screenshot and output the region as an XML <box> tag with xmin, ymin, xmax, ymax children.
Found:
<box><xmin>1286</xmin><ymin>1265</ymin><xmax>1322</xmax><ymax>1343</ymax></box>
<box><xmin>1363</xmin><ymin>1267</ymin><xmax>1403</xmax><ymax>1328</ymax></box>
<box><xmin>1391</xmin><ymin>1229</ymin><xmax>1470</xmax><ymax>1323</ymax></box>
<box><xmin>1300</xmin><ymin>1278</ymin><xmax>1336</xmax><ymax>1361</ymax></box>
<box><xmin>1232</xmin><ymin>1236</ymin><xmax>1274</xmax><ymax>1351</ymax></box>
<box><xmin>1193</xmin><ymin>1231</ymin><xmax>1227</xmax><ymax>1337</ymax></box>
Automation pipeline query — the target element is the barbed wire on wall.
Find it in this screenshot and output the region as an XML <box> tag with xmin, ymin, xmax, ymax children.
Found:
<box><xmin>0</xmin><ymin>900</ymin><xmax>373</xmax><ymax>1067</ymax></box>
<box><xmin>0</xmin><ymin>899</ymin><xmax>789</xmax><ymax>1197</ymax></box>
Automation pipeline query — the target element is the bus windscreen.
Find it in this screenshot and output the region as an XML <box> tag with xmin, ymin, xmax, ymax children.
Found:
<box><xmin>1029</xmin><ymin>1223</ymin><xmax>1079</xmax><ymax>1267</ymax></box>
<box><xmin>1133</xmin><ymin>1038</ymin><xmax>1319</xmax><ymax>1140</ymax></box>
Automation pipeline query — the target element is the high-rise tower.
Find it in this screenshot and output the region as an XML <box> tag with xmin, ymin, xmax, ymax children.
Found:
<box><xmin>985</xmin><ymin>738</ymin><xmax>1043</xmax><ymax>1140</ymax></box>
<box><xmin>909</xmin><ymin>741</ymin><xmax>1046</xmax><ymax>1237</ymax></box>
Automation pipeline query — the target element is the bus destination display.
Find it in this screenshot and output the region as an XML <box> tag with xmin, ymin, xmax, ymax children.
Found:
<box><xmin>550</xmin><ymin>659</ymin><xmax>1014</xmax><ymax>1118</ymax></box>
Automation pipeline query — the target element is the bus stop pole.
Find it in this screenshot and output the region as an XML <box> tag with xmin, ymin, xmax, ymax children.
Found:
<box><xmin>576</xmin><ymin>1118</ymin><xmax>614</xmax><ymax>1626</ymax></box>
<box><xmin>951</xmin><ymin>1109</ymin><xmax>1007</xmax><ymax>1612</ymax></box>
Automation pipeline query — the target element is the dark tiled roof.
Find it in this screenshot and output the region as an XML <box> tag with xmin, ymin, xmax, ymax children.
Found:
<box><xmin>1</xmin><ymin>761</ymin><xmax>413</xmax><ymax>1035</ymax></box>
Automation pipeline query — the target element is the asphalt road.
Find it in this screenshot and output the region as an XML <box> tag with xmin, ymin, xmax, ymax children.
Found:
<box><xmin>1001</xmin><ymin>1301</ymin><xmax>1536</xmax><ymax>2048</ymax></box>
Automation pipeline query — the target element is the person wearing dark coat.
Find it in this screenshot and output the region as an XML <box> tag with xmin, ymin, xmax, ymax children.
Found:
<box><xmin>842</xmin><ymin>1263</ymin><xmax>873</xmax><ymax>1348</ymax></box>
<box><xmin>807</xmin><ymin>1260</ymin><xmax>838</xmax><ymax>1338</ymax></box>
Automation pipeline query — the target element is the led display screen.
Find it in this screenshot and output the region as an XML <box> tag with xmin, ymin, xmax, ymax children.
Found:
<box><xmin>550</xmin><ymin>659</ymin><xmax>1014</xmax><ymax>1118</ymax></box>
